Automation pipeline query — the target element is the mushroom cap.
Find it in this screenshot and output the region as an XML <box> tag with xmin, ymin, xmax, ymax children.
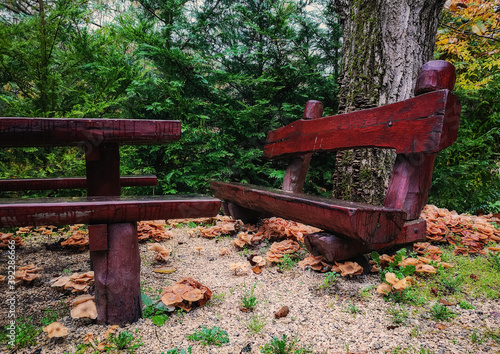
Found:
<box><xmin>337</xmin><ymin>261</ymin><xmax>363</xmax><ymax>277</ymax></box>
<box><xmin>252</xmin><ymin>256</ymin><xmax>266</xmax><ymax>267</ymax></box>
<box><xmin>162</xmin><ymin>283</ymin><xmax>193</xmax><ymax>296</ymax></box>
<box><xmin>161</xmin><ymin>292</ymin><xmax>183</xmax><ymax>306</ymax></box>
<box><xmin>182</xmin><ymin>288</ymin><xmax>204</xmax><ymax>302</ymax></box>
<box><xmin>51</xmin><ymin>276</ymin><xmax>71</xmax><ymax>288</ymax></box>
<box><xmin>376</xmin><ymin>283</ymin><xmax>392</xmax><ymax>295</ymax></box>
<box><xmin>71</xmin><ymin>300</ymin><xmax>97</xmax><ymax>319</ymax></box>
<box><xmin>415</xmin><ymin>264</ymin><xmax>437</xmax><ymax>273</ymax></box>
<box><xmin>219</xmin><ymin>247</ymin><xmax>231</xmax><ymax>256</ymax></box>
<box><xmin>72</xmin><ymin>295</ymin><xmax>95</xmax><ymax>306</ymax></box>
<box><xmin>43</xmin><ymin>322</ymin><xmax>68</xmax><ymax>338</ymax></box>
<box><xmin>385</xmin><ymin>272</ymin><xmax>399</xmax><ymax>286</ymax></box>
<box><xmin>148</xmin><ymin>243</ymin><xmax>170</xmax><ymax>253</ymax></box>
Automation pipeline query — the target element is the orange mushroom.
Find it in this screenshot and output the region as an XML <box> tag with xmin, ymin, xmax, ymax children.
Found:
<box><xmin>336</xmin><ymin>261</ymin><xmax>363</xmax><ymax>277</ymax></box>
<box><xmin>43</xmin><ymin>322</ymin><xmax>68</xmax><ymax>338</ymax></box>
<box><xmin>71</xmin><ymin>300</ymin><xmax>97</xmax><ymax>319</ymax></box>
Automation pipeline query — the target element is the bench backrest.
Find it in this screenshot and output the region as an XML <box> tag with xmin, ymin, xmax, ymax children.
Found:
<box><xmin>264</xmin><ymin>60</ymin><xmax>461</xmax><ymax>220</ymax></box>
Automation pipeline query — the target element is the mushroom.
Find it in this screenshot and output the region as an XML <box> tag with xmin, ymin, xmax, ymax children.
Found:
<box><xmin>161</xmin><ymin>292</ymin><xmax>184</xmax><ymax>307</ymax></box>
<box><xmin>51</xmin><ymin>276</ymin><xmax>71</xmax><ymax>288</ymax></box>
<box><xmin>251</xmin><ymin>256</ymin><xmax>266</xmax><ymax>267</ymax></box>
<box><xmin>148</xmin><ymin>243</ymin><xmax>171</xmax><ymax>262</ymax></box>
<box><xmin>72</xmin><ymin>295</ymin><xmax>95</xmax><ymax>307</ymax></box>
<box><xmin>336</xmin><ymin>261</ymin><xmax>363</xmax><ymax>277</ymax></box>
<box><xmin>415</xmin><ymin>264</ymin><xmax>436</xmax><ymax>274</ymax></box>
<box><xmin>229</xmin><ymin>262</ymin><xmax>251</xmax><ymax>276</ymax></box>
<box><xmin>0</xmin><ymin>275</ymin><xmax>5</xmax><ymax>283</ymax></box>
<box><xmin>43</xmin><ymin>322</ymin><xmax>68</xmax><ymax>338</ymax></box>
<box><xmin>194</xmin><ymin>246</ymin><xmax>203</xmax><ymax>255</ymax></box>
<box><xmin>219</xmin><ymin>247</ymin><xmax>231</xmax><ymax>256</ymax></box>
<box><xmin>376</xmin><ymin>283</ymin><xmax>392</xmax><ymax>295</ymax></box>
<box><xmin>162</xmin><ymin>283</ymin><xmax>193</xmax><ymax>296</ymax></box>
<box><xmin>182</xmin><ymin>288</ymin><xmax>204</xmax><ymax>303</ymax></box>
<box><xmin>71</xmin><ymin>300</ymin><xmax>97</xmax><ymax>319</ymax></box>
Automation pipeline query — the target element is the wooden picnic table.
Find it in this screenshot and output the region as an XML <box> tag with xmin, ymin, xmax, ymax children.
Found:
<box><xmin>0</xmin><ymin>117</ymin><xmax>221</xmax><ymax>324</ymax></box>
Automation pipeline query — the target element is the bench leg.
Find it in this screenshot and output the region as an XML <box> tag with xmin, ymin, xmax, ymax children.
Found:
<box><xmin>304</xmin><ymin>218</ymin><xmax>427</xmax><ymax>263</ymax></box>
<box><xmin>91</xmin><ymin>223</ymin><xmax>142</xmax><ymax>324</ymax></box>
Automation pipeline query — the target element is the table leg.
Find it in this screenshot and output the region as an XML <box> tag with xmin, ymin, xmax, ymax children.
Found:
<box><xmin>91</xmin><ymin>223</ymin><xmax>142</xmax><ymax>324</ymax></box>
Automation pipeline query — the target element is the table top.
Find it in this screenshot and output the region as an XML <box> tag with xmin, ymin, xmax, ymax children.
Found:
<box><xmin>0</xmin><ymin>117</ymin><xmax>181</xmax><ymax>147</ymax></box>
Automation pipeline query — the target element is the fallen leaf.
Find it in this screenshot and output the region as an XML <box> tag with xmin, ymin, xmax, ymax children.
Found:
<box><xmin>431</xmin><ymin>288</ymin><xmax>438</xmax><ymax>296</ymax></box>
<box><xmin>252</xmin><ymin>266</ymin><xmax>262</xmax><ymax>274</ymax></box>
<box><xmin>153</xmin><ymin>267</ymin><xmax>176</xmax><ymax>274</ymax></box>
<box><xmin>470</xmin><ymin>274</ymin><xmax>478</xmax><ymax>279</ymax></box>
<box><xmin>439</xmin><ymin>299</ymin><xmax>457</xmax><ymax>306</ymax></box>
<box><xmin>436</xmin><ymin>323</ymin><xmax>447</xmax><ymax>330</ymax></box>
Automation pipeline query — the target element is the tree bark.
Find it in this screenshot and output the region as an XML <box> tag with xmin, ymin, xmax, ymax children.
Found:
<box><xmin>331</xmin><ymin>0</ymin><xmax>446</xmax><ymax>204</ymax></box>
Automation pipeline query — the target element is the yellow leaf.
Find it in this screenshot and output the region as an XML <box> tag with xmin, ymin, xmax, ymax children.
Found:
<box><xmin>471</xmin><ymin>25</ymin><xmax>483</xmax><ymax>36</ymax></box>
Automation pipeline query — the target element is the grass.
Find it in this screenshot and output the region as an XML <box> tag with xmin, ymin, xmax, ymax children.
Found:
<box><xmin>240</xmin><ymin>282</ymin><xmax>259</xmax><ymax>311</ymax></box>
<box><xmin>430</xmin><ymin>303</ymin><xmax>457</xmax><ymax>321</ymax></box>
<box><xmin>245</xmin><ymin>314</ymin><xmax>266</xmax><ymax>333</ymax></box>
<box><xmin>277</xmin><ymin>253</ymin><xmax>299</xmax><ymax>271</ymax></box>
<box><xmin>106</xmin><ymin>330</ymin><xmax>143</xmax><ymax>352</ymax></box>
<box><xmin>320</xmin><ymin>271</ymin><xmax>340</xmax><ymax>291</ymax></box>
<box><xmin>186</xmin><ymin>326</ymin><xmax>229</xmax><ymax>346</ymax></box>
<box><xmin>260</xmin><ymin>334</ymin><xmax>313</xmax><ymax>354</ymax></box>
<box><xmin>342</xmin><ymin>301</ymin><xmax>362</xmax><ymax>316</ymax></box>
<box><xmin>388</xmin><ymin>305</ymin><xmax>409</xmax><ymax>325</ymax></box>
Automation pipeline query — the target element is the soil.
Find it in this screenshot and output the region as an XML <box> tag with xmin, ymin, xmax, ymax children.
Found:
<box><xmin>1</xmin><ymin>219</ymin><xmax>499</xmax><ymax>354</ymax></box>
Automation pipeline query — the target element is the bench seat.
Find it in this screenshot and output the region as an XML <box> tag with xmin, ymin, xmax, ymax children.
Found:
<box><xmin>210</xmin><ymin>181</ymin><xmax>406</xmax><ymax>244</ymax></box>
<box><xmin>0</xmin><ymin>195</ymin><xmax>220</xmax><ymax>227</ymax></box>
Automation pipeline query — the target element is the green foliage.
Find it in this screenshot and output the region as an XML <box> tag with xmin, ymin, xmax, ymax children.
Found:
<box><xmin>458</xmin><ymin>300</ymin><xmax>474</xmax><ymax>310</ymax></box>
<box><xmin>106</xmin><ymin>330</ymin><xmax>143</xmax><ymax>352</ymax></box>
<box><xmin>240</xmin><ymin>283</ymin><xmax>259</xmax><ymax>311</ymax></box>
<box><xmin>245</xmin><ymin>315</ymin><xmax>267</xmax><ymax>334</ymax></box>
<box><xmin>164</xmin><ymin>348</ymin><xmax>192</xmax><ymax>354</ymax></box>
<box><xmin>342</xmin><ymin>301</ymin><xmax>362</xmax><ymax>316</ymax></box>
<box><xmin>320</xmin><ymin>271</ymin><xmax>340</xmax><ymax>290</ymax></box>
<box><xmin>186</xmin><ymin>326</ymin><xmax>229</xmax><ymax>346</ymax></box>
<box><xmin>387</xmin><ymin>305</ymin><xmax>409</xmax><ymax>325</ymax></box>
<box><xmin>141</xmin><ymin>294</ymin><xmax>170</xmax><ymax>326</ymax></box>
<box><xmin>371</xmin><ymin>248</ymin><xmax>416</xmax><ymax>280</ymax></box>
<box><xmin>430</xmin><ymin>303</ymin><xmax>457</xmax><ymax>322</ymax></box>
<box><xmin>488</xmin><ymin>251</ymin><xmax>500</xmax><ymax>271</ymax></box>
<box><xmin>0</xmin><ymin>316</ymin><xmax>40</xmax><ymax>349</ymax></box>
<box><xmin>277</xmin><ymin>252</ymin><xmax>303</xmax><ymax>271</ymax></box>
<box><xmin>260</xmin><ymin>334</ymin><xmax>313</xmax><ymax>354</ymax></box>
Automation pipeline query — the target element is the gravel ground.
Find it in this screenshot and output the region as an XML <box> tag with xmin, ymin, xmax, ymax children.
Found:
<box><xmin>1</xmin><ymin>221</ymin><xmax>499</xmax><ymax>354</ymax></box>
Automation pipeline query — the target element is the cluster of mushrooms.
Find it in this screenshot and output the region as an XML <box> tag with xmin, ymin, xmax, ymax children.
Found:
<box><xmin>138</xmin><ymin>220</ymin><xmax>173</xmax><ymax>242</ymax></box>
<box><xmin>421</xmin><ymin>205</ymin><xmax>500</xmax><ymax>255</ymax></box>
<box><xmin>160</xmin><ymin>277</ymin><xmax>212</xmax><ymax>312</ymax></box>
<box><xmin>50</xmin><ymin>271</ymin><xmax>94</xmax><ymax>293</ymax></box>
<box><xmin>0</xmin><ymin>232</ymin><xmax>24</xmax><ymax>248</ymax></box>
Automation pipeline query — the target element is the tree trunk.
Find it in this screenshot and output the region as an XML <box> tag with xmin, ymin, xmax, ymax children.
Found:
<box><xmin>331</xmin><ymin>0</ymin><xmax>446</xmax><ymax>204</ymax></box>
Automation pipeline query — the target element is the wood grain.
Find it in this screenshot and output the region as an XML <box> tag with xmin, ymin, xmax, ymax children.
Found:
<box><xmin>264</xmin><ymin>90</ymin><xmax>460</xmax><ymax>158</ymax></box>
<box><xmin>211</xmin><ymin>181</ymin><xmax>406</xmax><ymax>244</ymax></box>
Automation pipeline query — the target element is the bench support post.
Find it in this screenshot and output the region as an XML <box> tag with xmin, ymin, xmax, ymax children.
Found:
<box><xmin>92</xmin><ymin>223</ymin><xmax>142</xmax><ymax>325</ymax></box>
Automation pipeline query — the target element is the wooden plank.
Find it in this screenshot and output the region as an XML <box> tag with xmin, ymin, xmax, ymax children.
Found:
<box><xmin>0</xmin><ymin>118</ymin><xmax>181</xmax><ymax>147</ymax></box>
<box><xmin>0</xmin><ymin>196</ymin><xmax>221</xmax><ymax>227</ymax></box>
<box><xmin>0</xmin><ymin>175</ymin><xmax>158</xmax><ymax>191</ymax></box>
<box><xmin>264</xmin><ymin>89</ymin><xmax>460</xmax><ymax>158</ymax></box>
<box><xmin>211</xmin><ymin>181</ymin><xmax>406</xmax><ymax>244</ymax></box>
<box><xmin>303</xmin><ymin>218</ymin><xmax>427</xmax><ymax>262</ymax></box>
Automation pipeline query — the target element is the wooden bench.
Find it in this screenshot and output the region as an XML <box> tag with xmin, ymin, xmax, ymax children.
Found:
<box><xmin>0</xmin><ymin>175</ymin><xmax>158</xmax><ymax>191</ymax></box>
<box><xmin>211</xmin><ymin>60</ymin><xmax>461</xmax><ymax>262</ymax></box>
<box><xmin>0</xmin><ymin>117</ymin><xmax>220</xmax><ymax>325</ymax></box>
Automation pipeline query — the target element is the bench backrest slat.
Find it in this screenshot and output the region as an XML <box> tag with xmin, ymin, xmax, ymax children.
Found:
<box><xmin>264</xmin><ymin>89</ymin><xmax>460</xmax><ymax>158</ymax></box>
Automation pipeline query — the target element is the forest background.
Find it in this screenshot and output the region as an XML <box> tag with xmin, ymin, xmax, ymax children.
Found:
<box><xmin>0</xmin><ymin>0</ymin><xmax>499</xmax><ymax>214</ymax></box>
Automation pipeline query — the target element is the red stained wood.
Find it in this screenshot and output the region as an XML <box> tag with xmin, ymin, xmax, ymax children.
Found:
<box><xmin>88</xmin><ymin>224</ymin><xmax>108</xmax><ymax>252</ymax></box>
<box><xmin>383</xmin><ymin>153</ymin><xmax>436</xmax><ymax>220</ymax></box>
<box><xmin>93</xmin><ymin>223</ymin><xmax>142</xmax><ymax>325</ymax></box>
<box><xmin>303</xmin><ymin>218</ymin><xmax>427</xmax><ymax>262</ymax></box>
<box><xmin>282</xmin><ymin>100</ymin><xmax>323</xmax><ymax>193</ymax></box>
<box><xmin>0</xmin><ymin>196</ymin><xmax>221</xmax><ymax>227</ymax></box>
<box><xmin>85</xmin><ymin>143</ymin><xmax>121</xmax><ymax>196</ymax></box>
<box><xmin>0</xmin><ymin>175</ymin><xmax>157</xmax><ymax>191</ymax></box>
<box><xmin>384</xmin><ymin>60</ymin><xmax>460</xmax><ymax>220</ymax></box>
<box><xmin>414</xmin><ymin>60</ymin><xmax>456</xmax><ymax>96</ymax></box>
<box><xmin>264</xmin><ymin>90</ymin><xmax>460</xmax><ymax>158</ymax></box>
<box><xmin>0</xmin><ymin>118</ymin><xmax>181</xmax><ymax>147</ymax></box>
<box><xmin>211</xmin><ymin>181</ymin><xmax>406</xmax><ymax>244</ymax></box>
